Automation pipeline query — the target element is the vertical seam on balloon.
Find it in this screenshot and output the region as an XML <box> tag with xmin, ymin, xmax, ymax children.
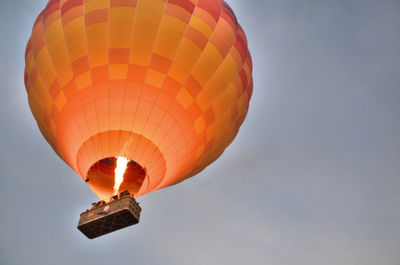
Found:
<box><xmin>81</xmin><ymin>0</ymin><xmax>104</xmax><ymax>168</ymax></box>
<box><xmin>77</xmin><ymin>0</ymin><xmax>101</xmax><ymax>177</ymax></box>
<box><xmin>116</xmin><ymin>2</ymin><xmax>139</xmax><ymax>160</ymax></box>
<box><xmin>134</xmin><ymin>0</ymin><xmax>201</xmax><ymax>193</ymax></box>
<box><xmin>136</xmin><ymin>0</ymin><xmax>225</xmax><ymax>190</ymax></box>
<box><xmin>123</xmin><ymin>0</ymin><xmax>170</xmax><ymax>163</ymax></box>
<box><xmin>125</xmin><ymin>0</ymin><xmax>170</xmax><ymax>160</ymax></box>
<box><xmin>131</xmin><ymin>0</ymin><xmax>171</xmax><ymax>190</ymax></box>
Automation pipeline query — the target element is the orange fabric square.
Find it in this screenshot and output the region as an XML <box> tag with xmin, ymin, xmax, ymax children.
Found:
<box><xmin>127</xmin><ymin>65</ymin><xmax>147</xmax><ymax>82</ymax></box>
<box><xmin>187</xmin><ymin>101</ymin><xmax>202</xmax><ymax>121</ymax></box>
<box><xmin>92</xmin><ymin>82</ymin><xmax>108</xmax><ymax>99</ymax></box>
<box><xmin>162</xmin><ymin>76</ymin><xmax>181</xmax><ymax>96</ymax></box>
<box><xmin>204</xmin><ymin>107</ymin><xmax>215</xmax><ymax>125</ymax></box>
<box><xmin>63</xmin><ymin>80</ymin><xmax>78</xmax><ymax>99</ymax></box>
<box><xmin>49</xmin><ymin>80</ymin><xmax>62</xmax><ymax>100</ymax></box>
<box><xmin>109</xmin><ymin>49</ymin><xmax>130</xmax><ymax>64</ymax></box>
<box><xmin>142</xmin><ymin>84</ymin><xmax>160</xmax><ymax>103</ymax></box>
<box><xmin>125</xmin><ymin>81</ymin><xmax>142</xmax><ymax>98</ymax></box>
<box><xmin>108</xmin><ymin>80</ymin><xmax>126</xmax><ymax>96</ymax></box>
<box><xmin>150</xmin><ymin>54</ymin><xmax>172</xmax><ymax>73</ymax></box>
<box><xmin>91</xmin><ymin>65</ymin><xmax>108</xmax><ymax>83</ymax></box>
<box><xmin>155</xmin><ymin>90</ymin><xmax>174</xmax><ymax>111</ymax></box>
<box><xmin>185</xmin><ymin>75</ymin><xmax>202</xmax><ymax>97</ymax></box>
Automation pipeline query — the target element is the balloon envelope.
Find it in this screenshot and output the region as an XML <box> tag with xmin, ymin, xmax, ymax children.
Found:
<box><xmin>24</xmin><ymin>0</ymin><xmax>253</xmax><ymax>199</ymax></box>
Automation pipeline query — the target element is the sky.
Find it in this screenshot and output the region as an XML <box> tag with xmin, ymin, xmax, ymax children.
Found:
<box><xmin>1</xmin><ymin>0</ymin><xmax>400</xmax><ymax>264</ymax></box>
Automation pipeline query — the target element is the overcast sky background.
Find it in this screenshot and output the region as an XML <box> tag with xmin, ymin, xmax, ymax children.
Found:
<box><xmin>1</xmin><ymin>0</ymin><xmax>400</xmax><ymax>264</ymax></box>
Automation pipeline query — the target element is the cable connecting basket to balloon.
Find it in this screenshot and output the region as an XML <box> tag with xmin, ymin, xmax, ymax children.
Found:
<box><xmin>77</xmin><ymin>190</ymin><xmax>141</xmax><ymax>239</ymax></box>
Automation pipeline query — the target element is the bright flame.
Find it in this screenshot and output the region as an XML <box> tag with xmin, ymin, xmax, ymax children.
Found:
<box><xmin>113</xmin><ymin>157</ymin><xmax>129</xmax><ymax>195</ymax></box>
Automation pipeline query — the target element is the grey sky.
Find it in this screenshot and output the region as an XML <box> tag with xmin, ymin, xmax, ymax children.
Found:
<box><xmin>1</xmin><ymin>0</ymin><xmax>400</xmax><ymax>264</ymax></box>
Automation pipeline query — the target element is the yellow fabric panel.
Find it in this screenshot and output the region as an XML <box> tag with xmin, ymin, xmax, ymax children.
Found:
<box><xmin>44</xmin><ymin>21</ymin><xmax>74</xmax><ymax>86</ymax></box>
<box><xmin>191</xmin><ymin>43</ymin><xmax>223</xmax><ymax>86</ymax></box>
<box><xmin>168</xmin><ymin>38</ymin><xmax>202</xmax><ymax>83</ymax></box>
<box><xmin>35</xmin><ymin>48</ymin><xmax>57</xmax><ymax>87</ymax></box>
<box><xmin>224</xmin><ymin>83</ymin><xmax>239</xmax><ymax>106</ymax></box>
<box><xmin>153</xmin><ymin>15</ymin><xmax>187</xmax><ymax>59</ymax></box>
<box><xmin>109</xmin><ymin>7</ymin><xmax>136</xmax><ymax>49</ymax></box>
<box><xmin>203</xmin><ymin>54</ymin><xmax>239</xmax><ymax>99</ymax></box>
<box><xmin>129</xmin><ymin>0</ymin><xmax>166</xmax><ymax>65</ymax></box>
<box><xmin>224</xmin><ymin>54</ymin><xmax>240</xmax><ymax>76</ymax></box>
<box><xmin>63</xmin><ymin>18</ymin><xmax>87</xmax><ymax>62</ymax></box>
<box><xmin>86</xmin><ymin>22</ymin><xmax>109</xmax><ymax>67</ymax></box>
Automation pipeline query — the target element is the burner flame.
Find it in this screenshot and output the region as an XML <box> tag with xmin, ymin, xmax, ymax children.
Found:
<box><xmin>113</xmin><ymin>157</ymin><xmax>129</xmax><ymax>195</ymax></box>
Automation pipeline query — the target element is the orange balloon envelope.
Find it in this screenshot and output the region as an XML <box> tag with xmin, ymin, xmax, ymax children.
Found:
<box><xmin>24</xmin><ymin>0</ymin><xmax>253</xmax><ymax>200</ymax></box>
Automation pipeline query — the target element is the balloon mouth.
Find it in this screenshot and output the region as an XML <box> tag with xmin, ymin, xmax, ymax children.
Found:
<box><xmin>86</xmin><ymin>157</ymin><xmax>147</xmax><ymax>196</ymax></box>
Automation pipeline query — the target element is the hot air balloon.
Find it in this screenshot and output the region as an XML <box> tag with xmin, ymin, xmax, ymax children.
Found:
<box><xmin>24</xmin><ymin>0</ymin><xmax>253</xmax><ymax>237</ymax></box>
